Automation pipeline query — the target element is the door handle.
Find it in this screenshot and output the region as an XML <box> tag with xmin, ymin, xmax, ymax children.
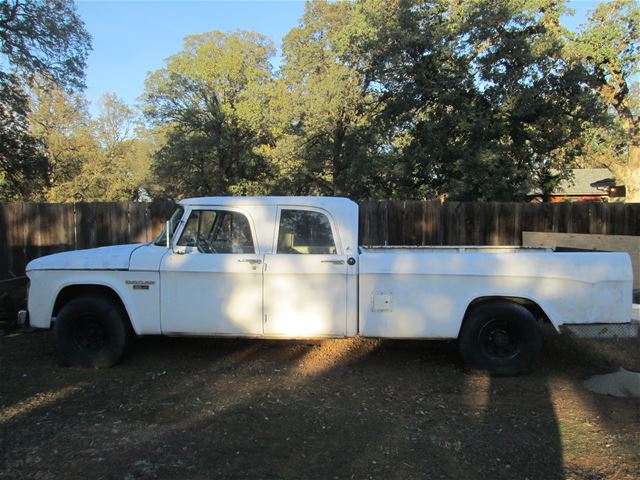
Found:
<box><xmin>320</xmin><ymin>259</ymin><xmax>345</xmax><ymax>265</ymax></box>
<box><xmin>237</xmin><ymin>258</ymin><xmax>262</xmax><ymax>265</ymax></box>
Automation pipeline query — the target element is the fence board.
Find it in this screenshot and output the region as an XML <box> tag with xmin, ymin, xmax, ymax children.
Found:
<box><xmin>22</xmin><ymin>203</ymin><xmax>42</xmax><ymax>264</ymax></box>
<box><xmin>487</xmin><ymin>203</ymin><xmax>501</xmax><ymax>245</ymax></box>
<box><xmin>589</xmin><ymin>202</ymin><xmax>605</xmax><ymax>234</ymax></box>
<box><xmin>387</xmin><ymin>200</ymin><xmax>404</xmax><ymax>246</ymax></box>
<box><xmin>0</xmin><ymin>204</ymin><xmax>25</xmax><ymax>277</ymax></box>
<box><xmin>623</xmin><ymin>203</ymin><xmax>640</xmax><ymax>236</ymax></box>
<box><xmin>129</xmin><ymin>203</ymin><xmax>149</xmax><ymax>243</ymax></box>
<box><xmin>423</xmin><ymin>201</ymin><xmax>441</xmax><ymax>245</ymax></box>
<box><xmin>75</xmin><ymin>202</ymin><xmax>97</xmax><ymax>249</ymax></box>
<box><xmin>571</xmin><ymin>202</ymin><xmax>590</xmax><ymax>234</ymax></box>
<box><xmin>500</xmin><ymin>203</ymin><xmax>517</xmax><ymax>245</ymax></box>
<box><xmin>0</xmin><ymin>204</ymin><xmax>8</xmax><ymax>276</ymax></box>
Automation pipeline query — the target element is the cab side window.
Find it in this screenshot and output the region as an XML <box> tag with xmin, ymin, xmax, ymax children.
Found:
<box><xmin>276</xmin><ymin>209</ymin><xmax>337</xmax><ymax>254</ymax></box>
<box><xmin>177</xmin><ymin>210</ymin><xmax>255</xmax><ymax>254</ymax></box>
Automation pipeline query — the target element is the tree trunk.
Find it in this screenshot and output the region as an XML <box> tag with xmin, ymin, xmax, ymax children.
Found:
<box><xmin>623</xmin><ymin>143</ymin><xmax>640</xmax><ymax>202</ymax></box>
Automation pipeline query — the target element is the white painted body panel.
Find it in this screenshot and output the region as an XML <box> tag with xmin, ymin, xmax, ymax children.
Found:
<box><xmin>263</xmin><ymin>253</ymin><xmax>348</xmax><ymax>337</ymax></box>
<box><xmin>27</xmin><ymin>243</ymin><xmax>143</xmax><ymax>271</ymax></box>
<box><xmin>24</xmin><ymin>196</ymin><xmax>634</xmax><ymax>340</ymax></box>
<box><xmin>160</xmin><ymin>253</ymin><xmax>264</xmax><ymax>335</ymax></box>
<box><xmin>26</xmin><ymin>269</ymin><xmax>161</xmax><ymax>334</ymax></box>
<box><xmin>129</xmin><ymin>243</ymin><xmax>169</xmax><ymax>272</ymax></box>
<box><xmin>358</xmin><ymin>250</ymin><xmax>633</xmax><ymax>338</ymax></box>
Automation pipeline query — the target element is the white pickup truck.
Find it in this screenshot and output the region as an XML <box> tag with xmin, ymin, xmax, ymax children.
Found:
<box><xmin>23</xmin><ymin>197</ymin><xmax>634</xmax><ymax>374</ymax></box>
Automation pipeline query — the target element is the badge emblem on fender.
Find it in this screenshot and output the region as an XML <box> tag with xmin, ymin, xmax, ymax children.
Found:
<box><xmin>125</xmin><ymin>280</ymin><xmax>155</xmax><ymax>291</ymax></box>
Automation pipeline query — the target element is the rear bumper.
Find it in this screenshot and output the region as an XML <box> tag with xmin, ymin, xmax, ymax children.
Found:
<box><xmin>561</xmin><ymin>321</ymin><xmax>639</xmax><ymax>339</ymax></box>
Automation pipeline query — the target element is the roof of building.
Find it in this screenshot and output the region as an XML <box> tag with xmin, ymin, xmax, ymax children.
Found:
<box><xmin>554</xmin><ymin>168</ymin><xmax>617</xmax><ymax>196</ymax></box>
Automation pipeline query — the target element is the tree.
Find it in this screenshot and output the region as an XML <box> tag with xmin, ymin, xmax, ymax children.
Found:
<box><xmin>0</xmin><ymin>74</ymin><xmax>47</xmax><ymax>200</ymax></box>
<box><xmin>45</xmin><ymin>93</ymin><xmax>152</xmax><ymax>202</ymax></box>
<box><xmin>347</xmin><ymin>0</ymin><xmax>603</xmax><ymax>200</ymax></box>
<box><xmin>0</xmin><ymin>0</ymin><xmax>91</xmax><ymax>200</ymax></box>
<box><xmin>267</xmin><ymin>0</ymin><xmax>386</xmax><ymax>198</ymax></box>
<box><xmin>143</xmin><ymin>30</ymin><xmax>275</xmax><ymax>198</ymax></box>
<box><xmin>29</xmin><ymin>86</ymin><xmax>153</xmax><ymax>202</ymax></box>
<box><xmin>457</xmin><ymin>0</ymin><xmax>606</xmax><ymax>200</ymax></box>
<box><xmin>94</xmin><ymin>93</ymin><xmax>136</xmax><ymax>155</ymax></box>
<box><xmin>570</xmin><ymin>0</ymin><xmax>640</xmax><ymax>201</ymax></box>
<box><xmin>0</xmin><ymin>0</ymin><xmax>90</xmax><ymax>88</ymax></box>
<box><xmin>348</xmin><ymin>0</ymin><xmax>482</xmax><ymax>199</ymax></box>
<box><xmin>28</xmin><ymin>81</ymin><xmax>94</xmax><ymax>195</ymax></box>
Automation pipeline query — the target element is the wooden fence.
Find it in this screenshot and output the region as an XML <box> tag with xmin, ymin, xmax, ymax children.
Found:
<box><xmin>0</xmin><ymin>201</ymin><xmax>175</xmax><ymax>277</ymax></box>
<box><xmin>1</xmin><ymin>200</ymin><xmax>639</xmax><ymax>277</ymax></box>
<box><xmin>358</xmin><ymin>200</ymin><xmax>640</xmax><ymax>246</ymax></box>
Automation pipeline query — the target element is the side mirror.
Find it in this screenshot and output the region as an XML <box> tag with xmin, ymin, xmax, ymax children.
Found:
<box><xmin>165</xmin><ymin>220</ymin><xmax>171</xmax><ymax>249</ymax></box>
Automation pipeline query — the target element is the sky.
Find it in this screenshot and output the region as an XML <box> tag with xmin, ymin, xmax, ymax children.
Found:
<box><xmin>76</xmin><ymin>0</ymin><xmax>601</xmax><ymax>117</ymax></box>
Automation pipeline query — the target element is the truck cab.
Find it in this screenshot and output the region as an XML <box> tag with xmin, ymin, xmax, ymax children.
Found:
<box><xmin>154</xmin><ymin>197</ymin><xmax>359</xmax><ymax>338</ymax></box>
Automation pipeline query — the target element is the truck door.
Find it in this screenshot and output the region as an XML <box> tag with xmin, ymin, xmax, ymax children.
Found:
<box><xmin>263</xmin><ymin>207</ymin><xmax>348</xmax><ymax>337</ymax></box>
<box><xmin>160</xmin><ymin>207</ymin><xmax>263</xmax><ymax>335</ymax></box>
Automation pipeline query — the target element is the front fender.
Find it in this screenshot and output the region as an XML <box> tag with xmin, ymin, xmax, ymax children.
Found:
<box><xmin>27</xmin><ymin>270</ymin><xmax>161</xmax><ymax>335</ymax></box>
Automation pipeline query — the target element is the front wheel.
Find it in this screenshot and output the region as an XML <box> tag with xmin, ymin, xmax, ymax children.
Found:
<box><xmin>458</xmin><ymin>301</ymin><xmax>542</xmax><ymax>376</ymax></box>
<box><xmin>53</xmin><ymin>295</ymin><xmax>130</xmax><ymax>368</ymax></box>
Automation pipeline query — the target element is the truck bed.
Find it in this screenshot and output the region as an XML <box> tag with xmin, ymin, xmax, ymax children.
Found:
<box><xmin>357</xmin><ymin>248</ymin><xmax>633</xmax><ymax>339</ymax></box>
<box><xmin>361</xmin><ymin>245</ymin><xmax>553</xmax><ymax>254</ymax></box>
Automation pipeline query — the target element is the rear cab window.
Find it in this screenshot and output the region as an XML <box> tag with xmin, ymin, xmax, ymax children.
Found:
<box><xmin>276</xmin><ymin>209</ymin><xmax>337</xmax><ymax>254</ymax></box>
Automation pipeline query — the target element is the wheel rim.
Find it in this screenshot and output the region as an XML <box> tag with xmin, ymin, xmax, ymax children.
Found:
<box><xmin>72</xmin><ymin>315</ymin><xmax>108</xmax><ymax>352</ymax></box>
<box><xmin>478</xmin><ymin>318</ymin><xmax>521</xmax><ymax>360</ymax></box>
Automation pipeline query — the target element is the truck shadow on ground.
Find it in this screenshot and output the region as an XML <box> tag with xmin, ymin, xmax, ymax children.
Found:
<box><xmin>1</xmin><ymin>331</ymin><xmax>638</xmax><ymax>479</ymax></box>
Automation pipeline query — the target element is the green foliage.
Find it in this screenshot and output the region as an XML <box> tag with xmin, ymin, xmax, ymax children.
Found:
<box><xmin>345</xmin><ymin>0</ymin><xmax>607</xmax><ymax>200</ymax></box>
<box><xmin>0</xmin><ymin>0</ymin><xmax>91</xmax><ymax>89</ymax></box>
<box><xmin>29</xmin><ymin>81</ymin><xmax>93</xmax><ymax>190</ymax></box>
<box><xmin>265</xmin><ymin>0</ymin><xmax>387</xmax><ymax>197</ymax></box>
<box><xmin>29</xmin><ymin>86</ymin><xmax>153</xmax><ymax>202</ymax></box>
<box><xmin>2</xmin><ymin>0</ymin><xmax>638</xmax><ymax>203</ymax></box>
<box><xmin>137</xmin><ymin>0</ymin><xmax>637</xmax><ymax>201</ymax></box>
<box><xmin>570</xmin><ymin>0</ymin><xmax>639</xmax><ymax>89</ymax></box>
<box><xmin>0</xmin><ymin>0</ymin><xmax>91</xmax><ymax>201</ymax></box>
<box><xmin>143</xmin><ymin>30</ymin><xmax>275</xmax><ymax>198</ymax></box>
<box><xmin>0</xmin><ymin>73</ymin><xmax>47</xmax><ymax>200</ymax></box>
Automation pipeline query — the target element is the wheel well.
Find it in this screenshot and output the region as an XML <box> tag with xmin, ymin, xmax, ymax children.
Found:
<box><xmin>53</xmin><ymin>285</ymin><xmax>131</xmax><ymax>326</ymax></box>
<box><xmin>463</xmin><ymin>296</ymin><xmax>550</xmax><ymax>326</ymax></box>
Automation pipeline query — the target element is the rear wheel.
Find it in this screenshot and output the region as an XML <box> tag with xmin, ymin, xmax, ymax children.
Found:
<box><xmin>53</xmin><ymin>295</ymin><xmax>130</xmax><ymax>368</ymax></box>
<box><xmin>459</xmin><ymin>301</ymin><xmax>542</xmax><ymax>376</ymax></box>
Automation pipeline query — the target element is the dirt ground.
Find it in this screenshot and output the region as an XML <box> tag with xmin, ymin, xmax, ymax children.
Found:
<box><xmin>1</xmin><ymin>329</ymin><xmax>639</xmax><ymax>480</ymax></box>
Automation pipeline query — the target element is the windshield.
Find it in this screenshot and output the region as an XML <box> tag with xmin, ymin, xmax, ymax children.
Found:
<box><xmin>153</xmin><ymin>207</ymin><xmax>184</xmax><ymax>246</ymax></box>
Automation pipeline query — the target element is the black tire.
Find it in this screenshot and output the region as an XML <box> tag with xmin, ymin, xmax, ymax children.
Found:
<box><xmin>458</xmin><ymin>301</ymin><xmax>542</xmax><ymax>376</ymax></box>
<box><xmin>53</xmin><ymin>295</ymin><xmax>130</xmax><ymax>368</ymax></box>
